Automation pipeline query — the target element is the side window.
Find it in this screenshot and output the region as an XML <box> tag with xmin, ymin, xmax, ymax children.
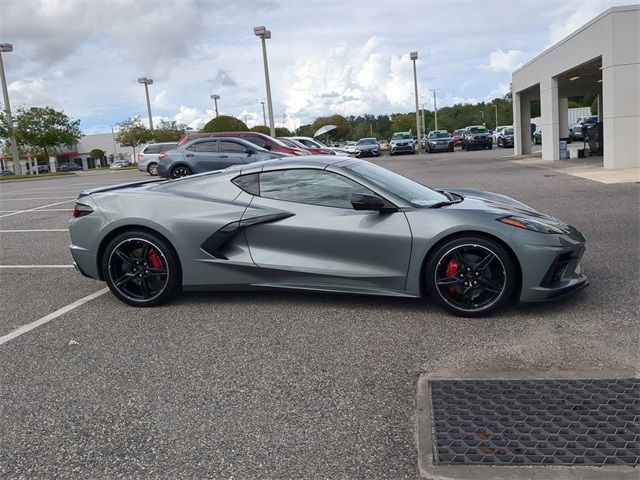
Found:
<box><xmin>232</xmin><ymin>173</ymin><xmax>260</xmax><ymax>195</ymax></box>
<box><xmin>220</xmin><ymin>141</ymin><xmax>247</xmax><ymax>153</ymax></box>
<box><xmin>194</xmin><ymin>140</ymin><xmax>218</xmax><ymax>153</ymax></box>
<box><xmin>244</xmin><ymin>136</ymin><xmax>268</xmax><ymax>148</ymax></box>
<box><xmin>144</xmin><ymin>144</ymin><xmax>162</xmax><ymax>154</ymax></box>
<box><xmin>258</xmin><ymin>169</ymin><xmax>373</xmax><ymax>209</ymax></box>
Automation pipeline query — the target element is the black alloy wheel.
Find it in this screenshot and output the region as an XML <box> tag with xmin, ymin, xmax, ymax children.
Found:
<box><xmin>170</xmin><ymin>165</ymin><xmax>192</xmax><ymax>179</ymax></box>
<box><xmin>426</xmin><ymin>236</ymin><xmax>515</xmax><ymax>316</ymax></box>
<box><xmin>103</xmin><ymin>231</ymin><xmax>181</xmax><ymax>307</ymax></box>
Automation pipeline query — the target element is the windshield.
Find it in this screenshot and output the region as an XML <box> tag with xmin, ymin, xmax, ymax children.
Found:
<box><xmin>504</xmin><ymin>128</ymin><xmax>514</xmax><ymax>135</ymax></box>
<box><xmin>391</xmin><ymin>133</ymin><xmax>412</xmax><ymax>140</ymax></box>
<box><xmin>346</xmin><ymin>162</ymin><xmax>448</xmax><ymax>208</ymax></box>
<box><xmin>429</xmin><ymin>131</ymin><xmax>449</xmax><ymax>138</ymax></box>
<box><xmin>357</xmin><ymin>138</ymin><xmax>377</xmax><ymax>145</ymax></box>
<box><xmin>467</xmin><ymin>126</ymin><xmax>486</xmax><ymax>134</ymax></box>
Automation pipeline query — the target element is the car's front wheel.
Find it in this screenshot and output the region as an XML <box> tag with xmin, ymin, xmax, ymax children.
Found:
<box><xmin>147</xmin><ymin>162</ymin><xmax>158</xmax><ymax>175</ymax></box>
<box><xmin>425</xmin><ymin>236</ymin><xmax>516</xmax><ymax>317</ymax></box>
<box><xmin>170</xmin><ymin>165</ymin><xmax>192</xmax><ymax>179</ymax></box>
<box><xmin>102</xmin><ymin>230</ymin><xmax>181</xmax><ymax>307</ymax></box>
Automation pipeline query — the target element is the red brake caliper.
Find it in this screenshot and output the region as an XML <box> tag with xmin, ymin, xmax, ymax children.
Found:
<box><xmin>148</xmin><ymin>249</ymin><xmax>164</xmax><ymax>269</ymax></box>
<box><xmin>445</xmin><ymin>259</ymin><xmax>460</xmax><ymax>294</ymax></box>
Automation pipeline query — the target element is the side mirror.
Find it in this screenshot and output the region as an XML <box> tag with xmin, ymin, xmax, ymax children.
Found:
<box><xmin>244</xmin><ymin>148</ymin><xmax>254</xmax><ymax>156</ymax></box>
<box><xmin>351</xmin><ymin>193</ymin><xmax>396</xmax><ymax>213</ymax></box>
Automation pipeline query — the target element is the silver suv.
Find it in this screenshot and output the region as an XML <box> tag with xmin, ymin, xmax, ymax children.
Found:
<box><xmin>136</xmin><ymin>142</ymin><xmax>178</xmax><ymax>175</ymax></box>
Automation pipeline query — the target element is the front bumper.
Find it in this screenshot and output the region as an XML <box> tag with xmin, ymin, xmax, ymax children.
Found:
<box><xmin>355</xmin><ymin>149</ymin><xmax>380</xmax><ymax>158</ymax></box>
<box><xmin>428</xmin><ymin>142</ymin><xmax>452</xmax><ymax>151</ymax></box>
<box><xmin>390</xmin><ymin>144</ymin><xmax>414</xmax><ymax>153</ymax></box>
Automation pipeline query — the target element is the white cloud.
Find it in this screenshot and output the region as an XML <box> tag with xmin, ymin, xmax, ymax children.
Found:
<box><xmin>483</xmin><ymin>49</ymin><xmax>528</xmax><ymax>74</ymax></box>
<box><xmin>172</xmin><ymin>105</ymin><xmax>215</xmax><ymax>130</ymax></box>
<box><xmin>153</xmin><ymin>90</ymin><xmax>176</xmax><ymax>110</ymax></box>
<box><xmin>8</xmin><ymin>79</ymin><xmax>56</xmax><ymax>107</ymax></box>
<box><xmin>546</xmin><ymin>6</ymin><xmax>604</xmax><ymax>47</ymax></box>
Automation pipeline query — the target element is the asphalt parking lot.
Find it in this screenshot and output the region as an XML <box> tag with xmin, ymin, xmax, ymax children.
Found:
<box><xmin>1</xmin><ymin>150</ymin><xmax>638</xmax><ymax>479</ymax></box>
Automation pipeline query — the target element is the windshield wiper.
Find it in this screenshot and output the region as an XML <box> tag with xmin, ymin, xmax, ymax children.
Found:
<box><xmin>429</xmin><ymin>193</ymin><xmax>463</xmax><ymax>208</ymax></box>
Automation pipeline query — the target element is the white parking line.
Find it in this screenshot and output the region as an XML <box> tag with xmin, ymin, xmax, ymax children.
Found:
<box><xmin>0</xmin><ymin>264</ymin><xmax>75</xmax><ymax>268</ymax></box>
<box><xmin>0</xmin><ymin>199</ymin><xmax>75</xmax><ymax>218</ymax></box>
<box><xmin>1</xmin><ymin>196</ymin><xmax>74</xmax><ymax>201</ymax></box>
<box><xmin>0</xmin><ymin>208</ymin><xmax>71</xmax><ymax>213</ymax></box>
<box><xmin>0</xmin><ymin>229</ymin><xmax>69</xmax><ymax>233</ymax></box>
<box><xmin>0</xmin><ymin>287</ymin><xmax>109</xmax><ymax>346</ymax></box>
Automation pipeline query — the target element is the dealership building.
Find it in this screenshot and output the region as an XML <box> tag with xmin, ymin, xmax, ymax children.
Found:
<box><xmin>512</xmin><ymin>5</ymin><xmax>639</xmax><ymax>169</ymax></box>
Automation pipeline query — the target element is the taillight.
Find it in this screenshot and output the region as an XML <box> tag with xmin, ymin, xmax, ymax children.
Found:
<box><xmin>137</xmin><ymin>153</ymin><xmax>144</xmax><ymax>161</ymax></box>
<box><xmin>72</xmin><ymin>203</ymin><xmax>94</xmax><ymax>218</ymax></box>
<box><xmin>158</xmin><ymin>153</ymin><xmax>168</xmax><ymax>161</ymax></box>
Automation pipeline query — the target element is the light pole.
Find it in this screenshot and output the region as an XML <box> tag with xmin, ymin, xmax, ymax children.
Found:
<box><xmin>479</xmin><ymin>110</ymin><xmax>484</xmax><ymax>123</ymax></box>
<box><xmin>493</xmin><ymin>104</ymin><xmax>498</xmax><ymax>128</ymax></box>
<box><xmin>137</xmin><ymin>77</ymin><xmax>154</xmax><ymax>130</ymax></box>
<box><xmin>410</xmin><ymin>51</ymin><xmax>421</xmax><ymax>144</ymax></box>
<box><xmin>260</xmin><ymin>101</ymin><xmax>267</xmax><ymax>126</ymax></box>
<box><xmin>0</xmin><ymin>43</ymin><xmax>21</xmax><ymax>175</ymax></box>
<box><xmin>420</xmin><ymin>103</ymin><xmax>427</xmax><ymax>134</ymax></box>
<box><xmin>429</xmin><ymin>88</ymin><xmax>440</xmax><ymax>130</ymax></box>
<box><xmin>254</xmin><ymin>26</ymin><xmax>275</xmax><ymax>136</ymax></box>
<box><xmin>210</xmin><ymin>94</ymin><xmax>220</xmax><ymax>118</ymax></box>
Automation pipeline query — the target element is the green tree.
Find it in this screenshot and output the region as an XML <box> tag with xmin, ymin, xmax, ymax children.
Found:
<box><xmin>250</xmin><ymin>125</ymin><xmax>270</xmax><ymax>135</ymax></box>
<box><xmin>13</xmin><ymin>106</ymin><xmax>82</xmax><ymax>160</ymax></box>
<box><xmin>90</xmin><ymin>148</ymin><xmax>105</xmax><ymax>160</ymax></box>
<box><xmin>296</xmin><ymin>124</ymin><xmax>315</xmax><ymax>137</ymax></box>
<box><xmin>274</xmin><ymin>127</ymin><xmax>292</xmax><ymax>137</ymax></box>
<box><xmin>202</xmin><ymin>115</ymin><xmax>248</xmax><ymax>132</ymax></box>
<box><xmin>114</xmin><ymin>117</ymin><xmax>152</xmax><ymax>157</ymax></box>
<box><xmin>390</xmin><ymin>113</ymin><xmax>417</xmax><ymax>134</ymax></box>
<box><xmin>151</xmin><ymin>119</ymin><xmax>188</xmax><ymax>142</ymax></box>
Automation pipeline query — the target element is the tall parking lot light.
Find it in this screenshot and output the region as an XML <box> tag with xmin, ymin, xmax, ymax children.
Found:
<box><xmin>260</xmin><ymin>101</ymin><xmax>267</xmax><ymax>126</ymax></box>
<box><xmin>254</xmin><ymin>26</ymin><xmax>275</xmax><ymax>136</ymax></box>
<box><xmin>137</xmin><ymin>77</ymin><xmax>154</xmax><ymax>130</ymax></box>
<box><xmin>410</xmin><ymin>51</ymin><xmax>421</xmax><ymax>144</ymax></box>
<box><xmin>0</xmin><ymin>43</ymin><xmax>22</xmax><ymax>175</ymax></box>
<box><xmin>493</xmin><ymin>104</ymin><xmax>498</xmax><ymax>128</ymax></box>
<box><xmin>429</xmin><ymin>88</ymin><xmax>440</xmax><ymax>130</ymax></box>
<box><xmin>210</xmin><ymin>94</ymin><xmax>220</xmax><ymax>118</ymax></box>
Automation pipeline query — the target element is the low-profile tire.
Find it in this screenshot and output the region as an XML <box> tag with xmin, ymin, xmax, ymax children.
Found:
<box><xmin>425</xmin><ymin>235</ymin><xmax>516</xmax><ymax>317</ymax></box>
<box><xmin>170</xmin><ymin>165</ymin><xmax>192</xmax><ymax>179</ymax></box>
<box><xmin>102</xmin><ymin>230</ymin><xmax>181</xmax><ymax>307</ymax></box>
<box><xmin>488</xmin><ymin>143</ymin><xmax>493</xmax><ymax>150</ymax></box>
<box><xmin>147</xmin><ymin>162</ymin><xmax>158</xmax><ymax>175</ymax></box>
<box><xmin>465</xmin><ymin>144</ymin><xmax>471</xmax><ymax>151</ymax></box>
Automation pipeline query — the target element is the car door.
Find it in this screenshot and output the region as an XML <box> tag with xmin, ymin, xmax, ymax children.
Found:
<box><xmin>240</xmin><ymin>168</ymin><xmax>413</xmax><ymax>292</ymax></box>
<box><xmin>189</xmin><ymin>139</ymin><xmax>220</xmax><ymax>173</ymax></box>
<box><xmin>218</xmin><ymin>140</ymin><xmax>254</xmax><ymax>168</ymax></box>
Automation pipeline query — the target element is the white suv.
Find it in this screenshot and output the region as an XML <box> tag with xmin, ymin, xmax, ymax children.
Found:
<box><xmin>136</xmin><ymin>142</ymin><xmax>178</xmax><ymax>175</ymax></box>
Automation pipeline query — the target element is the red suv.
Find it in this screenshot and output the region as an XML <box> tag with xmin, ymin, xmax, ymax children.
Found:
<box><xmin>177</xmin><ymin>132</ymin><xmax>308</xmax><ymax>156</ymax></box>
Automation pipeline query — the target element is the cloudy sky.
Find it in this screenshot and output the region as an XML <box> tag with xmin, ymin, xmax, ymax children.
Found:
<box><xmin>1</xmin><ymin>0</ymin><xmax>633</xmax><ymax>133</ymax></box>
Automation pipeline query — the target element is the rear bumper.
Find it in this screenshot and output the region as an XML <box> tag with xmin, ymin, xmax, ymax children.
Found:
<box><xmin>70</xmin><ymin>245</ymin><xmax>100</xmax><ymax>279</ymax></box>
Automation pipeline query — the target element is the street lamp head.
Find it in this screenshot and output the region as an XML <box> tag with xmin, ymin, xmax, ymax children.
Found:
<box><xmin>410</xmin><ymin>51</ymin><xmax>418</xmax><ymax>60</ymax></box>
<box><xmin>253</xmin><ymin>26</ymin><xmax>271</xmax><ymax>39</ymax></box>
<box><xmin>211</xmin><ymin>94</ymin><xmax>220</xmax><ymax>100</ymax></box>
<box><xmin>0</xmin><ymin>43</ymin><xmax>14</xmax><ymax>53</ymax></box>
<box><xmin>137</xmin><ymin>77</ymin><xmax>153</xmax><ymax>85</ymax></box>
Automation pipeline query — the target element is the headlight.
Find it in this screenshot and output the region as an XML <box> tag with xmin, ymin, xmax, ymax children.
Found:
<box><xmin>498</xmin><ymin>216</ymin><xmax>566</xmax><ymax>234</ymax></box>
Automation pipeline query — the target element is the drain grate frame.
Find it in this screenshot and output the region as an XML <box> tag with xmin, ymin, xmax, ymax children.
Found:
<box><xmin>417</xmin><ymin>372</ymin><xmax>639</xmax><ymax>480</ymax></box>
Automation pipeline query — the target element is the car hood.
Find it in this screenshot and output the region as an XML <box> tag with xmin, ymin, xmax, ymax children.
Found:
<box><xmin>441</xmin><ymin>188</ymin><xmax>566</xmax><ymax>225</ymax></box>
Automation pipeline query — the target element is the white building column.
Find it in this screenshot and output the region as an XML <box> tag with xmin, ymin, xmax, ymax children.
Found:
<box><xmin>513</xmin><ymin>91</ymin><xmax>531</xmax><ymax>155</ymax></box>
<box><xmin>540</xmin><ymin>77</ymin><xmax>560</xmax><ymax>161</ymax></box>
<box><xmin>559</xmin><ymin>97</ymin><xmax>569</xmax><ymax>138</ymax></box>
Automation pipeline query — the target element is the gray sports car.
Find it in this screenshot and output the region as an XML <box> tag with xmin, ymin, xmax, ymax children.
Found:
<box><xmin>69</xmin><ymin>156</ymin><xmax>588</xmax><ymax>316</ymax></box>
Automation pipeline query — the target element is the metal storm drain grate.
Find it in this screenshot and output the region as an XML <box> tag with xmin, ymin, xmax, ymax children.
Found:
<box><xmin>430</xmin><ymin>378</ymin><xmax>640</xmax><ymax>467</ymax></box>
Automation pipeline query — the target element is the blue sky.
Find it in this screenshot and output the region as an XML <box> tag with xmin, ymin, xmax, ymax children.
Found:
<box><xmin>1</xmin><ymin>0</ymin><xmax>634</xmax><ymax>133</ymax></box>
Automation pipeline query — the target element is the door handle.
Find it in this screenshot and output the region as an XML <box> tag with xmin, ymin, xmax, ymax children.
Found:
<box><xmin>185</xmin><ymin>153</ymin><xmax>194</xmax><ymax>157</ymax></box>
<box><xmin>220</xmin><ymin>155</ymin><xmax>228</xmax><ymax>159</ymax></box>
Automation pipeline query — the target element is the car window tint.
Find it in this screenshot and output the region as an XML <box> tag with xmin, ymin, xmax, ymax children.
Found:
<box><xmin>244</xmin><ymin>136</ymin><xmax>268</xmax><ymax>148</ymax></box>
<box><xmin>144</xmin><ymin>144</ymin><xmax>162</xmax><ymax>154</ymax></box>
<box><xmin>220</xmin><ymin>141</ymin><xmax>246</xmax><ymax>153</ymax></box>
<box><xmin>195</xmin><ymin>140</ymin><xmax>218</xmax><ymax>152</ymax></box>
<box><xmin>232</xmin><ymin>173</ymin><xmax>260</xmax><ymax>195</ymax></box>
<box><xmin>259</xmin><ymin>169</ymin><xmax>373</xmax><ymax>209</ymax></box>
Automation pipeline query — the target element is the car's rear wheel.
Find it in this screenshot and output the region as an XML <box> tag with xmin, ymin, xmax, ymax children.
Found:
<box><xmin>170</xmin><ymin>165</ymin><xmax>192</xmax><ymax>179</ymax></box>
<box><xmin>147</xmin><ymin>162</ymin><xmax>158</xmax><ymax>175</ymax></box>
<box><xmin>102</xmin><ymin>231</ymin><xmax>181</xmax><ymax>307</ymax></box>
<box><xmin>425</xmin><ymin>236</ymin><xmax>515</xmax><ymax>317</ymax></box>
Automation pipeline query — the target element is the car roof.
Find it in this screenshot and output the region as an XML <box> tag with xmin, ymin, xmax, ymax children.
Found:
<box><xmin>232</xmin><ymin>155</ymin><xmax>346</xmax><ymax>174</ymax></box>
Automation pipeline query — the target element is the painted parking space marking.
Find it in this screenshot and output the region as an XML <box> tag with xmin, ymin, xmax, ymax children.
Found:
<box><xmin>0</xmin><ymin>229</ymin><xmax>69</xmax><ymax>233</ymax></box>
<box><xmin>0</xmin><ymin>199</ymin><xmax>76</xmax><ymax>218</ymax></box>
<box><xmin>1</xmin><ymin>196</ymin><xmax>75</xmax><ymax>201</ymax></box>
<box><xmin>0</xmin><ymin>287</ymin><xmax>109</xmax><ymax>346</ymax></box>
<box><xmin>0</xmin><ymin>265</ymin><xmax>75</xmax><ymax>269</ymax></box>
<box><xmin>0</xmin><ymin>208</ymin><xmax>72</xmax><ymax>213</ymax></box>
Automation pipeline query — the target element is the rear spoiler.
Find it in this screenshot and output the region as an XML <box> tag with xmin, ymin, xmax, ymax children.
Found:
<box><xmin>78</xmin><ymin>178</ymin><xmax>166</xmax><ymax>198</ymax></box>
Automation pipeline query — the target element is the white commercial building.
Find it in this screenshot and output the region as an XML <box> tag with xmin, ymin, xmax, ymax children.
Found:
<box><xmin>512</xmin><ymin>5</ymin><xmax>639</xmax><ymax>169</ymax></box>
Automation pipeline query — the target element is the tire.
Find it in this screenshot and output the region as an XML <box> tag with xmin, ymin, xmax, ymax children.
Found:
<box><xmin>488</xmin><ymin>143</ymin><xmax>492</xmax><ymax>150</ymax></box>
<box><xmin>102</xmin><ymin>230</ymin><xmax>181</xmax><ymax>307</ymax></box>
<box><xmin>425</xmin><ymin>235</ymin><xmax>516</xmax><ymax>317</ymax></box>
<box><xmin>465</xmin><ymin>144</ymin><xmax>470</xmax><ymax>151</ymax></box>
<box><xmin>170</xmin><ymin>165</ymin><xmax>192</xmax><ymax>179</ymax></box>
<box><xmin>147</xmin><ymin>163</ymin><xmax>158</xmax><ymax>175</ymax></box>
